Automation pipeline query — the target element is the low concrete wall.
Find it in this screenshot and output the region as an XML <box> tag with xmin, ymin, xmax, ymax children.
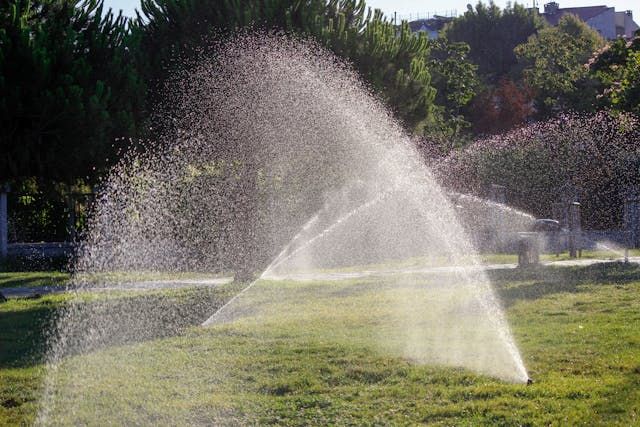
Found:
<box><xmin>7</xmin><ymin>242</ymin><xmax>74</xmax><ymax>258</ymax></box>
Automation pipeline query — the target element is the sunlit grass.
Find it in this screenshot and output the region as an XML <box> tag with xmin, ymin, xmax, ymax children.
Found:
<box><xmin>1</xmin><ymin>263</ymin><xmax>640</xmax><ymax>424</ymax></box>
<box><xmin>0</xmin><ymin>272</ymin><xmax>69</xmax><ymax>289</ymax></box>
<box><xmin>74</xmin><ymin>270</ymin><xmax>228</xmax><ymax>284</ymax></box>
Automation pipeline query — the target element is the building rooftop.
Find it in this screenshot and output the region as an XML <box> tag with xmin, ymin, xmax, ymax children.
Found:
<box><xmin>541</xmin><ymin>4</ymin><xmax>611</xmax><ymax>26</ymax></box>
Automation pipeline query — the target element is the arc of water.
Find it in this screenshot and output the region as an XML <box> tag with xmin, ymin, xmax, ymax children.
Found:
<box><xmin>265</xmin><ymin>213</ymin><xmax>320</xmax><ymax>273</ymax></box>
<box><xmin>201</xmin><ymin>277</ymin><xmax>260</xmax><ymax>326</ymax></box>
<box><xmin>201</xmin><ymin>212</ymin><xmax>322</xmax><ymax>326</ymax></box>
<box><xmin>262</xmin><ymin>188</ymin><xmax>394</xmax><ymax>278</ymax></box>
<box><xmin>449</xmin><ymin>191</ymin><xmax>536</xmax><ymax>221</ymax></box>
<box><xmin>202</xmin><ymin>188</ymin><xmax>395</xmax><ymax>326</ymax></box>
<box><xmin>400</xmin><ymin>184</ymin><xmax>529</xmax><ymax>381</ymax></box>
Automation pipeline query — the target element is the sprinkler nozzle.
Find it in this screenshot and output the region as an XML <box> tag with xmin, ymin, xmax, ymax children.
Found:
<box><xmin>526</xmin><ymin>378</ymin><xmax>534</xmax><ymax>385</ymax></box>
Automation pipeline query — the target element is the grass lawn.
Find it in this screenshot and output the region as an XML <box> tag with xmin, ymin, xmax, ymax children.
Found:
<box><xmin>0</xmin><ymin>272</ymin><xmax>69</xmax><ymax>290</ymax></box>
<box><xmin>299</xmin><ymin>249</ymin><xmax>640</xmax><ymax>274</ymax></box>
<box><xmin>0</xmin><ymin>271</ymin><xmax>234</xmax><ymax>290</ymax></box>
<box><xmin>1</xmin><ymin>263</ymin><xmax>640</xmax><ymax>425</ymax></box>
<box><xmin>1</xmin><ymin>249</ymin><xmax>635</xmax><ymax>289</ymax></box>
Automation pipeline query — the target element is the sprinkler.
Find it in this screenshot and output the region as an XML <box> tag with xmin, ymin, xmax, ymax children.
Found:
<box><xmin>527</xmin><ymin>378</ymin><xmax>534</xmax><ymax>385</ymax></box>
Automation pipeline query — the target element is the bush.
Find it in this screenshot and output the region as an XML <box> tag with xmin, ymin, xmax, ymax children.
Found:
<box><xmin>438</xmin><ymin>111</ymin><xmax>640</xmax><ymax>229</ymax></box>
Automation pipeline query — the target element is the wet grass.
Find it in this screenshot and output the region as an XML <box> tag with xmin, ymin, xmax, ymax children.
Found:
<box><xmin>1</xmin><ymin>263</ymin><xmax>640</xmax><ymax>425</ymax></box>
<box><xmin>0</xmin><ymin>249</ymin><xmax>634</xmax><ymax>289</ymax></box>
<box><xmin>0</xmin><ymin>271</ymin><xmax>231</xmax><ymax>291</ymax></box>
<box><xmin>0</xmin><ymin>272</ymin><xmax>69</xmax><ymax>289</ymax></box>
<box><xmin>293</xmin><ymin>249</ymin><xmax>640</xmax><ymax>274</ymax></box>
<box><xmin>0</xmin><ymin>295</ymin><xmax>66</xmax><ymax>425</ymax></box>
<box><xmin>74</xmin><ymin>270</ymin><xmax>230</xmax><ymax>284</ymax></box>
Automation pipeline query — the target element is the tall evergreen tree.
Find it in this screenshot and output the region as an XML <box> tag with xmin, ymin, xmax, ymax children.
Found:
<box><xmin>0</xmin><ymin>0</ymin><xmax>144</xmax><ymax>183</ymax></box>
<box><xmin>443</xmin><ymin>1</ymin><xmax>544</xmax><ymax>83</ymax></box>
<box><xmin>132</xmin><ymin>0</ymin><xmax>438</xmax><ymax>134</ymax></box>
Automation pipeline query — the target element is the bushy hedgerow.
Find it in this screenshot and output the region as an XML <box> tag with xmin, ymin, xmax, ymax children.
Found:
<box><xmin>437</xmin><ymin>111</ymin><xmax>640</xmax><ymax>229</ymax></box>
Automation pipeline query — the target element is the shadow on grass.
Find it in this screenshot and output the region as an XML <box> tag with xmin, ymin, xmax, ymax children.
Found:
<box><xmin>0</xmin><ymin>272</ymin><xmax>68</xmax><ymax>289</ymax></box>
<box><xmin>490</xmin><ymin>262</ymin><xmax>640</xmax><ymax>307</ymax></box>
<box><xmin>0</xmin><ymin>300</ymin><xmax>58</xmax><ymax>368</ymax></box>
<box><xmin>592</xmin><ymin>368</ymin><xmax>640</xmax><ymax>424</ymax></box>
<box><xmin>0</xmin><ymin>285</ymin><xmax>243</xmax><ymax>368</ymax></box>
<box><xmin>3</xmin><ymin>263</ymin><xmax>638</xmax><ymax>368</ymax></box>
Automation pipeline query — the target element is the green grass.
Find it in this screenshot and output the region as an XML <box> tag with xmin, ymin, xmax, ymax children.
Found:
<box><xmin>2</xmin><ymin>264</ymin><xmax>640</xmax><ymax>425</ymax></box>
<box><xmin>74</xmin><ymin>270</ymin><xmax>229</xmax><ymax>284</ymax></box>
<box><xmin>0</xmin><ymin>294</ymin><xmax>68</xmax><ymax>426</ymax></box>
<box><xmin>0</xmin><ymin>272</ymin><xmax>69</xmax><ymax>289</ymax></box>
<box><xmin>286</xmin><ymin>249</ymin><xmax>640</xmax><ymax>274</ymax></box>
<box><xmin>1</xmin><ymin>248</ymin><xmax>635</xmax><ymax>289</ymax></box>
<box><xmin>540</xmin><ymin>248</ymin><xmax>640</xmax><ymax>262</ymax></box>
<box><xmin>0</xmin><ymin>271</ymin><xmax>231</xmax><ymax>290</ymax></box>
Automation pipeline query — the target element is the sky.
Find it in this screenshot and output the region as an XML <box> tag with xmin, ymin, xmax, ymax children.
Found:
<box><xmin>104</xmin><ymin>0</ymin><xmax>640</xmax><ymax>28</ymax></box>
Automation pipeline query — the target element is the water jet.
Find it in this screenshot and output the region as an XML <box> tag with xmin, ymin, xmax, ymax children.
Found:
<box><xmin>38</xmin><ymin>34</ymin><xmax>530</xmax><ymax>424</ymax></box>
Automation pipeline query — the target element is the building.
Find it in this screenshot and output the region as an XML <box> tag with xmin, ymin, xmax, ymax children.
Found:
<box><xmin>407</xmin><ymin>15</ymin><xmax>455</xmax><ymax>39</ymax></box>
<box><xmin>615</xmin><ymin>9</ymin><xmax>640</xmax><ymax>38</ymax></box>
<box><xmin>540</xmin><ymin>2</ymin><xmax>639</xmax><ymax>39</ymax></box>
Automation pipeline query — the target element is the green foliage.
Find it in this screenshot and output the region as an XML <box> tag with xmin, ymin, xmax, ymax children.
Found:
<box><xmin>515</xmin><ymin>14</ymin><xmax>605</xmax><ymax>116</ymax></box>
<box><xmin>589</xmin><ymin>35</ymin><xmax>640</xmax><ymax>115</ymax></box>
<box><xmin>0</xmin><ymin>0</ymin><xmax>144</xmax><ymax>183</ymax></box>
<box><xmin>0</xmin><ymin>272</ymin><xmax>69</xmax><ymax>288</ymax></box>
<box><xmin>444</xmin><ymin>1</ymin><xmax>544</xmax><ymax>83</ymax></box>
<box><xmin>440</xmin><ymin>112</ymin><xmax>640</xmax><ymax>228</ymax></box>
<box><xmin>427</xmin><ymin>39</ymin><xmax>479</xmax><ymax>138</ymax></box>
<box><xmin>8</xmin><ymin>179</ymin><xmax>66</xmax><ymax>242</ymax></box>
<box><xmin>133</xmin><ymin>0</ymin><xmax>438</xmax><ymax>134</ymax></box>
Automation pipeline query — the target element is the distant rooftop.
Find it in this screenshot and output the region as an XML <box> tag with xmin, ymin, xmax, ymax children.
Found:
<box><xmin>540</xmin><ymin>2</ymin><xmax>639</xmax><ymax>39</ymax></box>
<box><xmin>541</xmin><ymin>4</ymin><xmax>611</xmax><ymax>26</ymax></box>
<box><xmin>406</xmin><ymin>15</ymin><xmax>455</xmax><ymax>38</ymax></box>
<box><xmin>408</xmin><ymin>16</ymin><xmax>454</xmax><ymax>32</ymax></box>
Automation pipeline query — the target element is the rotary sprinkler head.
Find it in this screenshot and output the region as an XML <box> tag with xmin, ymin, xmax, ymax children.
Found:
<box><xmin>527</xmin><ymin>378</ymin><xmax>534</xmax><ymax>386</ymax></box>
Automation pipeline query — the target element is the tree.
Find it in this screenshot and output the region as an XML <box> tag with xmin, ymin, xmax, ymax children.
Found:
<box><xmin>443</xmin><ymin>1</ymin><xmax>544</xmax><ymax>83</ymax></box>
<box><xmin>439</xmin><ymin>112</ymin><xmax>640</xmax><ymax>229</ymax></box>
<box><xmin>470</xmin><ymin>77</ymin><xmax>535</xmax><ymax>134</ymax></box>
<box><xmin>0</xmin><ymin>0</ymin><xmax>144</xmax><ymax>184</ymax></box>
<box><xmin>427</xmin><ymin>38</ymin><xmax>479</xmax><ymax>138</ymax></box>
<box><xmin>133</xmin><ymin>0</ymin><xmax>438</xmax><ymax>134</ymax></box>
<box><xmin>515</xmin><ymin>14</ymin><xmax>605</xmax><ymax>116</ymax></box>
<box><xmin>130</xmin><ymin>1</ymin><xmax>453</xmax><ymax>279</ymax></box>
<box><xmin>588</xmin><ymin>34</ymin><xmax>640</xmax><ymax>115</ymax></box>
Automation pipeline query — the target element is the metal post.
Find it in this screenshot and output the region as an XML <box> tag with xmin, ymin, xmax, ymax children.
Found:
<box><xmin>0</xmin><ymin>183</ymin><xmax>9</xmax><ymax>259</ymax></box>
